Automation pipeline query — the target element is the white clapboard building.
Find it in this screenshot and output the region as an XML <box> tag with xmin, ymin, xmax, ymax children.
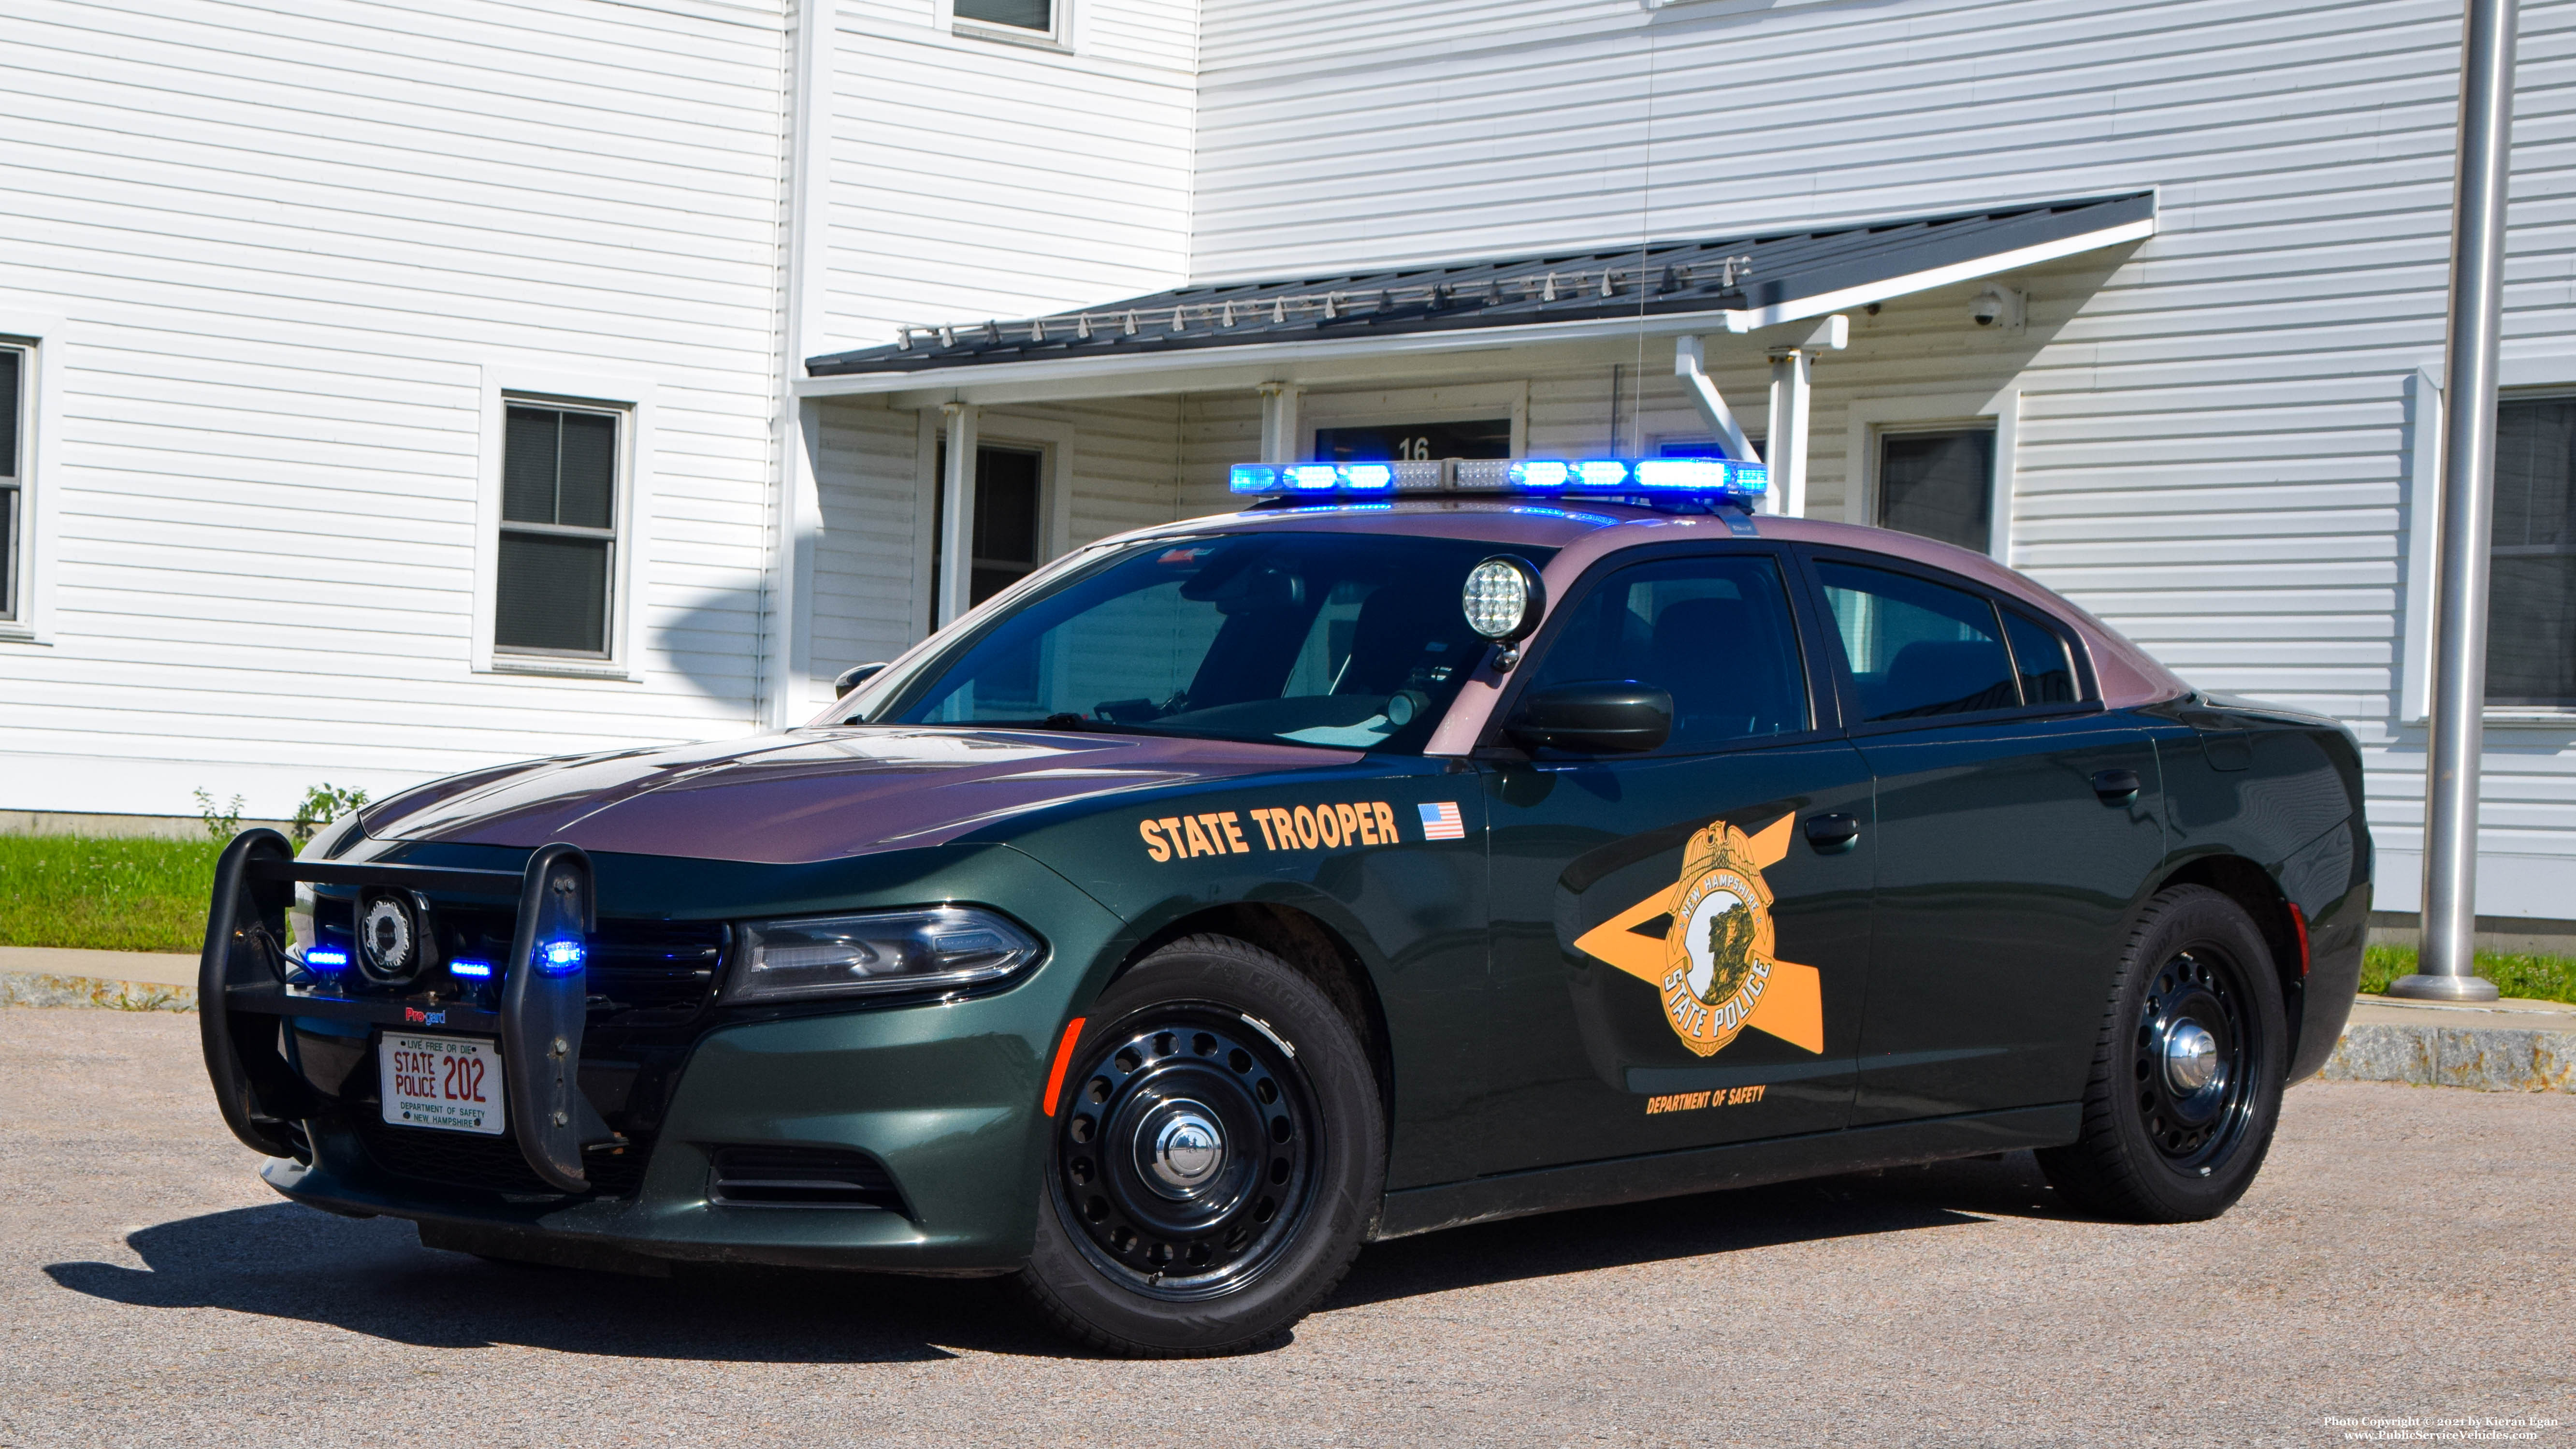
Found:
<box><xmin>1</xmin><ymin>0</ymin><xmax>2571</xmax><ymax>932</ymax></box>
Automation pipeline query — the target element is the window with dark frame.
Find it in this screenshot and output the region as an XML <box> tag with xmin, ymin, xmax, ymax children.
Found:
<box><xmin>0</xmin><ymin>346</ymin><xmax>20</xmax><ymax>623</ymax></box>
<box><xmin>931</xmin><ymin>444</ymin><xmax>1047</xmax><ymax>612</ymax></box>
<box><xmin>1313</xmin><ymin>418</ymin><xmax>1511</xmax><ymax>463</ymax></box>
<box><xmin>2490</xmin><ymin>396</ymin><xmax>2576</xmax><ymax>709</ymax></box>
<box><xmin>1878</xmin><ymin>427</ymin><xmax>1995</xmax><ymax>554</ymax></box>
<box><xmin>955</xmin><ymin>0</ymin><xmax>1051</xmax><ymax>30</ymax></box>
<box><xmin>496</xmin><ymin>403</ymin><xmax>618</xmax><ymax>657</ymax></box>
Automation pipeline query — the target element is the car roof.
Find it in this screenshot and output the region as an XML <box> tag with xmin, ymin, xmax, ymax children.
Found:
<box><xmin>1120</xmin><ymin>499</ymin><xmax>2188</xmax><ymax>716</ymax></box>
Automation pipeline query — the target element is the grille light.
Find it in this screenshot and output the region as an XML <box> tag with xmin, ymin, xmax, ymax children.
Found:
<box><xmin>304</xmin><ymin>948</ymin><xmax>349</xmax><ymax>970</ymax></box>
<box><xmin>537</xmin><ymin>939</ymin><xmax>586</xmax><ymax>975</ymax></box>
<box><xmin>449</xmin><ymin>958</ymin><xmax>495</xmax><ymax>979</ymax></box>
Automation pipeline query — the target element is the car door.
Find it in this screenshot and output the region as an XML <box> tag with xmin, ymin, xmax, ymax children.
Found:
<box><xmin>1467</xmin><ymin>543</ymin><xmax>1875</xmax><ymax>1180</ymax></box>
<box><xmin>1799</xmin><ymin>549</ymin><xmax>2165</xmax><ymax>1125</ymax></box>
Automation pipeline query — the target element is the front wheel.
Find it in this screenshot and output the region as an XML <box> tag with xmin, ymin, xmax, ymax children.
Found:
<box><xmin>2037</xmin><ymin>885</ymin><xmax>2289</xmax><ymax>1223</ymax></box>
<box><xmin>1019</xmin><ymin>935</ymin><xmax>1384</xmax><ymax>1356</ymax></box>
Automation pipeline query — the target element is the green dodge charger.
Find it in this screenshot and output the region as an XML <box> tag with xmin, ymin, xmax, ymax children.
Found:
<box><xmin>200</xmin><ymin>460</ymin><xmax>2370</xmax><ymax>1355</ymax></box>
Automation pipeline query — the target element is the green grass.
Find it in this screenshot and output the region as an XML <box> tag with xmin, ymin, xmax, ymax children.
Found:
<box><xmin>0</xmin><ymin>834</ymin><xmax>224</xmax><ymax>954</ymax></box>
<box><xmin>2359</xmin><ymin>942</ymin><xmax>2576</xmax><ymax>1005</ymax></box>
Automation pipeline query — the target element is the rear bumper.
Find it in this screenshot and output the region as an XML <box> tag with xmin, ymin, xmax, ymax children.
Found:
<box><xmin>2284</xmin><ymin>819</ymin><xmax>2372</xmax><ymax>1084</ymax></box>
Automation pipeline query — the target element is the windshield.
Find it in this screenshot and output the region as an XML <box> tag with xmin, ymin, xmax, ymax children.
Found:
<box><xmin>845</xmin><ymin>531</ymin><xmax>1554</xmax><ymax>753</ymax></box>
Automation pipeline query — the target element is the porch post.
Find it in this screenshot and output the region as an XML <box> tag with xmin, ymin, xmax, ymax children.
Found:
<box><xmin>1258</xmin><ymin>383</ymin><xmax>1303</xmax><ymax>464</ymax></box>
<box><xmin>1760</xmin><ymin>315</ymin><xmax>1847</xmax><ymax>518</ymax></box>
<box><xmin>938</xmin><ymin>402</ymin><xmax>979</xmax><ymax>626</ymax></box>
<box><xmin>1765</xmin><ymin>347</ymin><xmax>1813</xmax><ymax>518</ymax></box>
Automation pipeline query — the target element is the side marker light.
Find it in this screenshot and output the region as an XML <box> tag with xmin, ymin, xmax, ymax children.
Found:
<box><xmin>1042</xmin><ymin>1016</ymin><xmax>1087</xmax><ymax>1117</ymax></box>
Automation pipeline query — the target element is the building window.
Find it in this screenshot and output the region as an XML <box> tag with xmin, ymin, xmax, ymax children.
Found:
<box><xmin>1878</xmin><ymin>427</ymin><xmax>1994</xmax><ymax>553</ymax></box>
<box><xmin>497</xmin><ymin>403</ymin><xmax>619</xmax><ymax>657</ymax></box>
<box><xmin>955</xmin><ymin>0</ymin><xmax>1051</xmax><ymax>27</ymax></box>
<box><xmin>1315</xmin><ymin>418</ymin><xmax>1511</xmax><ymax>463</ymax></box>
<box><xmin>0</xmin><ymin>344</ymin><xmax>21</xmax><ymax>623</ymax></box>
<box><xmin>933</xmin><ymin>444</ymin><xmax>1046</xmax><ymax>610</ymax></box>
<box><xmin>2491</xmin><ymin>396</ymin><xmax>2576</xmax><ymax>708</ymax></box>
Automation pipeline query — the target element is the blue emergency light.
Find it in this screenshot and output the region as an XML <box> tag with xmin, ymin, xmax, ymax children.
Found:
<box><xmin>448</xmin><ymin>958</ymin><xmax>495</xmax><ymax>979</ymax></box>
<box><xmin>1229</xmin><ymin>456</ymin><xmax>1766</xmax><ymax>504</ymax></box>
<box><xmin>537</xmin><ymin>939</ymin><xmax>586</xmax><ymax>975</ymax></box>
<box><xmin>304</xmin><ymin>947</ymin><xmax>349</xmax><ymax>970</ymax></box>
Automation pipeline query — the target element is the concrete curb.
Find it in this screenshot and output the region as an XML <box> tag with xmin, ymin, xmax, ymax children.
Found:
<box><xmin>0</xmin><ymin>970</ymin><xmax>196</xmax><ymax>1013</ymax></box>
<box><xmin>2319</xmin><ymin>1021</ymin><xmax>2576</xmax><ymax>1094</ymax></box>
<box><xmin>6</xmin><ymin>967</ymin><xmax>2572</xmax><ymax>1096</ymax></box>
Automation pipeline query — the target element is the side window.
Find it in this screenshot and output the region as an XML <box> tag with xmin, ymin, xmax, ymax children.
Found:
<box><xmin>2490</xmin><ymin>396</ymin><xmax>2576</xmax><ymax>708</ymax></box>
<box><xmin>1815</xmin><ymin>561</ymin><xmax>2018</xmax><ymax>723</ymax></box>
<box><xmin>0</xmin><ymin>344</ymin><xmax>20</xmax><ymax>623</ymax></box>
<box><xmin>498</xmin><ymin>403</ymin><xmax>619</xmax><ymax>657</ymax></box>
<box><xmin>1522</xmin><ymin>553</ymin><xmax>1810</xmax><ymax>753</ymax></box>
<box><xmin>2002</xmin><ymin>607</ymin><xmax>2080</xmax><ymax>704</ymax></box>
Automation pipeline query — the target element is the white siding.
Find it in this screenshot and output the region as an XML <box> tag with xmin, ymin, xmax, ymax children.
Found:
<box><xmin>0</xmin><ymin>0</ymin><xmax>790</xmax><ymax>818</ymax></box>
<box><xmin>806</xmin><ymin>393</ymin><xmax>1180</xmax><ymax>690</ymax></box>
<box><xmin>1184</xmin><ymin>0</ymin><xmax>2576</xmax><ymax>917</ymax></box>
<box><xmin>817</xmin><ymin>0</ymin><xmax>1196</xmax><ymax>356</ymax></box>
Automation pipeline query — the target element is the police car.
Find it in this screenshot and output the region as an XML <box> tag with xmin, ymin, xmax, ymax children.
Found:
<box><xmin>199</xmin><ymin>455</ymin><xmax>2370</xmax><ymax>1356</ymax></box>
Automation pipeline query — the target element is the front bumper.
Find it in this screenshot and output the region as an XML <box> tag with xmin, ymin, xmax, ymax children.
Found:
<box><xmin>211</xmin><ymin>834</ymin><xmax>1130</xmax><ymax>1272</ymax></box>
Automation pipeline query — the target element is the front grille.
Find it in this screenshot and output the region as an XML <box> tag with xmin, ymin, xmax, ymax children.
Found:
<box><xmin>707</xmin><ymin>1146</ymin><xmax>903</xmax><ymax>1211</ymax></box>
<box><xmin>354</xmin><ymin>1116</ymin><xmax>653</xmax><ymax>1199</ymax></box>
<box><xmin>309</xmin><ymin>897</ymin><xmax>727</xmax><ymax>1018</ymax></box>
<box><xmin>587</xmin><ymin>921</ymin><xmax>727</xmax><ymax>1014</ymax></box>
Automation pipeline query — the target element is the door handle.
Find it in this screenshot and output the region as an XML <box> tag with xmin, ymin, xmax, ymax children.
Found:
<box><xmin>2091</xmin><ymin>768</ymin><xmax>2142</xmax><ymax>805</ymax></box>
<box><xmin>1803</xmin><ymin>812</ymin><xmax>1861</xmax><ymax>853</ymax></box>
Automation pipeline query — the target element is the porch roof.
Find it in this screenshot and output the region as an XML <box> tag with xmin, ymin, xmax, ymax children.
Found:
<box><xmin>800</xmin><ymin>191</ymin><xmax>2154</xmax><ymax>403</ymax></box>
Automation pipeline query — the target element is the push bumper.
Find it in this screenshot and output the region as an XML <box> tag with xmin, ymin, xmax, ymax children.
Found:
<box><xmin>223</xmin><ymin>838</ymin><xmax>1129</xmax><ymax>1274</ymax></box>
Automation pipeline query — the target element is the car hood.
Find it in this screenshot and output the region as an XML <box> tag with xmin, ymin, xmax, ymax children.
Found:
<box><xmin>359</xmin><ymin>728</ymin><xmax>1360</xmax><ymax>866</ymax></box>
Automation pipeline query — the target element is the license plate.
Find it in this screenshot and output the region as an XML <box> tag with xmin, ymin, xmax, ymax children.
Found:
<box><xmin>380</xmin><ymin>1032</ymin><xmax>505</xmax><ymax>1135</ymax></box>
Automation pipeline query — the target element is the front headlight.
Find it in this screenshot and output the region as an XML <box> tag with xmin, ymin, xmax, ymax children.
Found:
<box><xmin>718</xmin><ymin>906</ymin><xmax>1044</xmax><ymax>1005</ymax></box>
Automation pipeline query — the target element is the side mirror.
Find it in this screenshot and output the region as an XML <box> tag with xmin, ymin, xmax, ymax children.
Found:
<box><xmin>834</xmin><ymin>662</ymin><xmax>889</xmax><ymax>698</ymax></box>
<box><xmin>1503</xmin><ymin>681</ymin><xmax>1673</xmax><ymax>754</ymax></box>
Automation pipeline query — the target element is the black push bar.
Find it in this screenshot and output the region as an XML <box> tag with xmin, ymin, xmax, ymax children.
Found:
<box><xmin>197</xmin><ymin>829</ymin><xmax>610</xmax><ymax>1193</ymax></box>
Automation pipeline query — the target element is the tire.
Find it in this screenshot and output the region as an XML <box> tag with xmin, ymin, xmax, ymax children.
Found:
<box><xmin>2038</xmin><ymin>885</ymin><xmax>2289</xmax><ymax>1224</ymax></box>
<box><xmin>1019</xmin><ymin>934</ymin><xmax>1384</xmax><ymax>1357</ymax></box>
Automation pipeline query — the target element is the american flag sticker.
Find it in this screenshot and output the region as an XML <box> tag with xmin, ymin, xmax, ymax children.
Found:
<box><xmin>1418</xmin><ymin>801</ymin><xmax>1466</xmax><ymax>841</ymax></box>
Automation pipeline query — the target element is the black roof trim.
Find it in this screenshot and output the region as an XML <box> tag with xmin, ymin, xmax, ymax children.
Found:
<box><xmin>806</xmin><ymin>191</ymin><xmax>2153</xmax><ymax>378</ymax></box>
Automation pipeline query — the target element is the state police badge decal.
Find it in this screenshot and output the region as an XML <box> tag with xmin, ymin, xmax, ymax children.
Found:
<box><xmin>1660</xmin><ymin>822</ymin><xmax>1776</xmax><ymax>1057</ymax></box>
<box><xmin>1570</xmin><ymin>813</ymin><xmax>1827</xmax><ymax>1059</ymax></box>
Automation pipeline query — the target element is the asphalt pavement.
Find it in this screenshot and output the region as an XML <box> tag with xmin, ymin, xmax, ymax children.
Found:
<box><xmin>3</xmin><ymin>1007</ymin><xmax>2568</xmax><ymax>1448</ymax></box>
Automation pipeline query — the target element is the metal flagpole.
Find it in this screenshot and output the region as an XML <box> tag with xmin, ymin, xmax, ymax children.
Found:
<box><xmin>2394</xmin><ymin>0</ymin><xmax>2520</xmax><ymax>1002</ymax></box>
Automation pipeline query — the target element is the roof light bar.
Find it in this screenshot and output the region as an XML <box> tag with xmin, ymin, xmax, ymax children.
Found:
<box><xmin>1229</xmin><ymin>457</ymin><xmax>1767</xmax><ymax>503</ymax></box>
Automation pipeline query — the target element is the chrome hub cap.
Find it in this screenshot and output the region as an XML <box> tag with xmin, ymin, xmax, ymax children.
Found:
<box><xmin>1144</xmin><ymin>1103</ymin><xmax>1226</xmax><ymax>1194</ymax></box>
<box><xmin>2163</xmin><ymin>1020</ymin><xmax>2220</xmax><ymax>1093</ymax></box>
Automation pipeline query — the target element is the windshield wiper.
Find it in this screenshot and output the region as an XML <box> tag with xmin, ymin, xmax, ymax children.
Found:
<box><xmin>964</xmin><ymin>714</ymin><xmax>1170</xmax><ymax>736</ymax></box>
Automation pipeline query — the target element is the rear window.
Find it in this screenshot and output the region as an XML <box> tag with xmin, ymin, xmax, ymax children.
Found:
<box><xmin>1815</xmin><ymin>561</ymin><xmax>2020</xmax><ymax>723</ymax></box>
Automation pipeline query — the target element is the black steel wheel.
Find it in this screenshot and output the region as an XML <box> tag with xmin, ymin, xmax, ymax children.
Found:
<box><xmin>1020</xmin><ymin>934</ymin><xmax>1382</xmax><ymax>1357</ymax></box>
<box><xmin>1051</xmin><ymin>1010</ymin><xmax>1317</xmax><ymax>1298</ymax></box>
<box><xmin>2130</xmin><ymin>947</ymin><xmax>2259</xmax><ymax>1171</ymax></box>
<box><xmin>2040</xmin><ymin>885</ymin><xmax>2288</xmax><ymax>1223</ymax></box>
